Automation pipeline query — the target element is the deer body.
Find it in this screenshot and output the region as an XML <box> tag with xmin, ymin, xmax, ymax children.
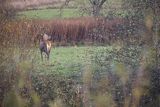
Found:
<box><xmin>39</xmin><ymin>34</ymin><xmax>52</xmax><ymax>61</ymax></box>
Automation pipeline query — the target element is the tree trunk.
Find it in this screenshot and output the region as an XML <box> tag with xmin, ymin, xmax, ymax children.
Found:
<box><xmin>92</xmin><ymin>5</ymin><xmax>101</xmax><ymax>16</ymax></box>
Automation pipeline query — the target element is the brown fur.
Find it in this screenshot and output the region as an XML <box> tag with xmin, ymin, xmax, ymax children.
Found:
<box><xmin>39</xmin><ymin>34</ymin><xmax>52</xmax><ymax>61</ymax></box>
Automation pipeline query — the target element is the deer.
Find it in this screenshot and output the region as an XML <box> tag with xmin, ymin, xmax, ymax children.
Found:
<box><xmin>39</xmin><ymin>33</ymin><xmax>52</xmax><ymax>61</ymax></box>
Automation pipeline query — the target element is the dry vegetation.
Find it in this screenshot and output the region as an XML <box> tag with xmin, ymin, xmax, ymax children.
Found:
<box><xmin>8</xmin><ymin>17</ymin><xmax>139</xmax><ymax>46</ymax></box>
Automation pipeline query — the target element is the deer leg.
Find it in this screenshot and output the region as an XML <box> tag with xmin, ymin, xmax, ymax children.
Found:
<box><xmin>41</xmin><ymin>51</ymin><xmax>43</xmax><ymax>61</ymax></box>
<box><xmin>47</xmin><ymin>53</ymin><xmax>49</xmax><ymax>61</ymax></box>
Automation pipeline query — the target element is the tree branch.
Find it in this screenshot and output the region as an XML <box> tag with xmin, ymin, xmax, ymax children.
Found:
<box><xmin>99</xmin><ymin>0</ymin><xmax>107</xmax><ymax>7</ymax></box>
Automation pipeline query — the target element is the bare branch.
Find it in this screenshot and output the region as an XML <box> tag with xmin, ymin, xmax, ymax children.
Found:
<box><xmin>59</xmin><ymin>0</ymin><xmax>71</xmax><ymax>17</ymax></box>
<box><xmin>99</xmin><ymin>0</ymin><xmax>107</xmax><ymax>7</ymax></box>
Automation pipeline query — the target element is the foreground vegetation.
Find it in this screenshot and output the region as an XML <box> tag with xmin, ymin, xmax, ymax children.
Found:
<box><xmin>2</xmin><ymin>44</ymin><xmax>143</xmax><ymax>107</ymax></box>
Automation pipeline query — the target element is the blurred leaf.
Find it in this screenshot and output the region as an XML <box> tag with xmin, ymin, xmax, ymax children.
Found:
<box><xmin>83</xmin><ymin>65</ymin><xmax>92</xmax><ymax>85</ymax></box>
<box><xmin>49</xmin><ymin>98</ymin><xmax>64</xmax><ymax>107</ymax></box>
<box><xmin>18</xmin><ymin>77</ymin><xmax>25</xmax><ymax>88</ymax></box>
<box><xmin>145</xmin><ymin>12</ymin><xmax>153</xmax><ymax>30</ymax></box>
<box><xmin>132</xmin><ymin>87</ymin><xmax>143</xmax><ymax>107</ymax></box>
<box><xmin>3</xmin><ymin>90</ymin><xmax>27</xmax><ymax>107</ymax></box>
<box><xmin>18</xmin><ymin>61</ymin><xmax>32</xmax><ymax>72</ymax></box>
<box><xmin>124</xmin><ymin>96</ymin><xmax>131</xmax><ymax>107</ymax></box>
<box><xmin>113</xmin><ymin>62</ymin><xmax>129</xmax><ymax>84</ymax></box>
<box><xmin>31</xmin><ymin>92</ymin><xmax>41</xmax><ymax>107</ymax></box>
<box><xmin>94</xmin><ymin>93</ymin><xmax>115</xmax><ymax>107</ymax></box>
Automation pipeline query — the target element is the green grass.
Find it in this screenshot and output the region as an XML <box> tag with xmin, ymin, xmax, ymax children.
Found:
<box><xmin>33</xmin><ymin>46</ymin><xmax>116</xmax><ymax>76</ymax></box>
<box><xmin>17</xmin><ymin>8</ymin><xmax>85</xmax><ymax>19</ymax></box>
<box><xmin>32</xmin><ymin>45</ymin><xmax>141</xmax><ymax>77</ymax></box>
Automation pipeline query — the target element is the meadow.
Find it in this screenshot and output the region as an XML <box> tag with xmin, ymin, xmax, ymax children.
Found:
<box><xmin>17</xmin><ymin>8</ymin><xmax>84</xmax><ymax>19</ymax></box>
<box><xmin>32</xmin><ymin>45</ymin><xmax>141</xmax><ymax>76</ymax></box>
<box><xmin>17</xmin><ymin>8</ymin><xmax>129</xmax><ymax>19</ymax></box>
<box><xmin>34</xmin><ymin>46</ymin><xmax>114</xmax><ymax>75</ymax></box>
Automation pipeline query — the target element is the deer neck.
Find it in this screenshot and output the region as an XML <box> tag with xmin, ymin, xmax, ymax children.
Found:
<box><xmin>46</xmin><ymin>41</ymin><xmax>52</xmax><ymax>50</ymax></box>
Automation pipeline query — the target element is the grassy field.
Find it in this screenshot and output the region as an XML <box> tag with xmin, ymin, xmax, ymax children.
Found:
<box><xmin>17</xmin><ymin>8</ymin><xmax>129</xmax><ymax>19</ymax></box>
<box><xmin>17</xmin><ymin>8</ymin><xmax>84</xmax><ymax>19</ymax></box>
<box><xmin>33</xmin><ymin>45</ymin><xmax>141</xmax><ymax>77</ymax></box>
<box><xmin>34</xmin><ymin>46</ymin><xmax>114</xmax><ymax>75</ymax></box>
<box><xmin>34</xmin><ymin>46</ymin><xmax>105</xmax><ymax>75</ymax></box>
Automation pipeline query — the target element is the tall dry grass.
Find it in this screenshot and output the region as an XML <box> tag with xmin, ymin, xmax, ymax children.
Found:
<box><xmin>6</xmin><ymin>17</ymin><xmax>136</xmax><ymax>46</ymax></box>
